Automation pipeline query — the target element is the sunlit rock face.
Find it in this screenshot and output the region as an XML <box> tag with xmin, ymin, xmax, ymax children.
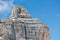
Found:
<box><xmin>0</xmin><ymin>5</ymin><xmax>50</xmax><ymax>40</ymax></box>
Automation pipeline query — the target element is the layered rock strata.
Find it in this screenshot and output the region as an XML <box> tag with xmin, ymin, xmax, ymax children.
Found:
<box><xmin>0</xmin><ymin>6</ymin><xmax>50</xmax><ymax>40</ymax></box>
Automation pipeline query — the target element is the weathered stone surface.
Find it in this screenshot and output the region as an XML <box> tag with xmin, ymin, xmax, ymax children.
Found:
<box><xmin>0</xmin><ymin>20</ymin><xmax>16</xmax><ymax>40</ymax></box>
<box><xmin>0</xmin><ymin>5</ymin><xmax>50</xmax><ymax>40</ymax></box>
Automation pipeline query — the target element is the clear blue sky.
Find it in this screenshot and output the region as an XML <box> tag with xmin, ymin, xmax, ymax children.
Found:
<box><xmin>0</xmin><ymin>0</ymin><xmax>60</xmax><ymax>40</ymax></box>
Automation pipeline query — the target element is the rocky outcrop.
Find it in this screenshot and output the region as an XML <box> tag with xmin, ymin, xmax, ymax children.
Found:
<box><xmin>0</xmin><ymin>19</ymin><xmax>16</xmax><ymax>40</ymax></box>
<box><xmin>0</xmin><ymin>5</ymin><xmax>50</xmax><ymax>40</ymax></box>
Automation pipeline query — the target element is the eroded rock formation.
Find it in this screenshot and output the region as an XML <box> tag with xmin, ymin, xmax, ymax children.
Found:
<box><xmin>0</xmin><ymin>5</ymin><xmax>50</xmax><ymax>40</ymax></box>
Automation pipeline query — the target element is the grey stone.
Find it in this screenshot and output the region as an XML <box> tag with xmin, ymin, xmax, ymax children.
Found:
<box><xmin>0</xmin><ymin>5</ymin><xmax>50</xmax><ymax>40</ymax></box>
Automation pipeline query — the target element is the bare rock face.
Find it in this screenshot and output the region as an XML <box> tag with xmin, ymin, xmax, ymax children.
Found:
<box><xmin>0</xmin><ymin>5</ymin><xmax>50</xmax><ymax>40</ymax></box>
<box><xmin>0</xmin><ymin>20</ymin><xmax>16</xmax><ymax>40</ymax></box>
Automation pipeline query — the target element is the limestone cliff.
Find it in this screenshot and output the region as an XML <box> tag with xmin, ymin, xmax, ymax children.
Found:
<box><xmin>0</xmin><ymin>5</ymin><xmax>50</xmax><ymax>40</ymax></box>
